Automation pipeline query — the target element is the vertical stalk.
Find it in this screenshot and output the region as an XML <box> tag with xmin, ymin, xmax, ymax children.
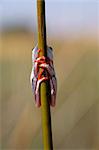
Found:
<box><xmin>37</xmin><ymin>0</ymin><xmax>53</xmax><ymax>150</ymax></box>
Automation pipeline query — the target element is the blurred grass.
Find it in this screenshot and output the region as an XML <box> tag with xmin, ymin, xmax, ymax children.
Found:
<box><xmin>0</xmin><ymin>29</ymin><xmax>99</xmax><ymax>149</ymax></box>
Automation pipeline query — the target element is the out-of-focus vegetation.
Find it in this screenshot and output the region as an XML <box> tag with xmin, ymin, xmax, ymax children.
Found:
<box><xmin>0</xmin><ymin>28</ymin><xmax>99</xmax><ymax>149</ymax></box>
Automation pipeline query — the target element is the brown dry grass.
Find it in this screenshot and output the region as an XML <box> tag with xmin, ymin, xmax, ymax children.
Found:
<box><xmin>1</xmin><ymin>30</ymin><xmax>99</xmax><ymax>149</ymax></box>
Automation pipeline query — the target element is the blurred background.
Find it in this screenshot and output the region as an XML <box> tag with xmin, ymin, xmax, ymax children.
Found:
<box><xmin>0</xmin><ymin>0</ymin><xmax>99</xmax><ymax>149</ymax></box>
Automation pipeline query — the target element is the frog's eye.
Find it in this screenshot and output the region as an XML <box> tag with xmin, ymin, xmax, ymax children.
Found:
<box><xmin>32</xmin><ymin>45</ymin><xmax>38</xmax><ymax>52</ymax></box>
<box><xmin>32</xmin><ymin>48</ymin><xmax>34</xmax><ymax>51</ymax></box>
<box><xmin>49</xmin><ymin>47</ymin><xmax>53</xmax><ymax>51</ymax></box>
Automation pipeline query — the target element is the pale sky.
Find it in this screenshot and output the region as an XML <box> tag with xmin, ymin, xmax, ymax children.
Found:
<box><xmin>1</xmin><ymin>0</ymin><xmax>99</xmax><ymax>36</ymax></box>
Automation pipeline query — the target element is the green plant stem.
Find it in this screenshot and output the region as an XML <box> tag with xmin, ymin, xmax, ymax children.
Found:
<box><xmin>37</xmin><ymin>0</ymin><xmax>53</xmax><ymax>150</ymax></box>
